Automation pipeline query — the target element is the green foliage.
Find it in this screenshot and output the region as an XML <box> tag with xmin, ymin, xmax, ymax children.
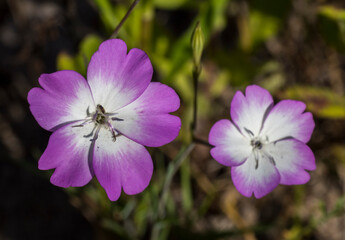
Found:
<box><xmin>318</xmin><ymin>5</ymin><xmax>345</xmax><ymax>52</ymax></box>
<box><xmin>153</xmin><ymin>0</ymin><xmax>189</xmax><ymax>9</ymax></box>
<box><xmin>239</xmin><ymin>0</ymin><xmax>291</xmax><ymax>52</ymax></box>
<box><xmin>57</xmin><ymin>34</ymin><xmax>103</xmax><ymax>76</ymax></box>
<box><xmin>281</xmin><ymin>86</ymin><xmax>345</xmax><ymax>119</ymax></box>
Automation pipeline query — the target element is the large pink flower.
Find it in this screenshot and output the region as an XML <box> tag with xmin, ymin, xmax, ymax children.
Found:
<box><xmin>28</xmin><ymin>39</ymin><xmax>181</xmax><ymax>201</ymax></box>
<box><xmin>209</xmin><ymin>85</ymin><xmax>315</xmax><ymax>198</ymax></box>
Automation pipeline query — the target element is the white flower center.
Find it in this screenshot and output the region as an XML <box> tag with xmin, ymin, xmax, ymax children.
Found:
<box><xmin>251</xmin><ymin>138</ymin><xmax>263</xmax><ymax>150</ymax></box>
<box><xmin>72</xmin><ymin>104</ymin><xmax>122</xmax><ymax>142</ymax></box>
<box><xmin>244</xmin><ymin>127</ymin><xmax>275</xmax><ymax>169</ymax></box>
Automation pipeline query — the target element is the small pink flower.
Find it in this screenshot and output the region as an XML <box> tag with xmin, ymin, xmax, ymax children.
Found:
<box><xmin>28</xmin><ymin>39</ymin><xmax>181</xmax><ymax>201</ymax></box>
<box><xmin>209</xmin><ymin>85</ymin><xmax>316</xmax><ymax>198</ymax></box>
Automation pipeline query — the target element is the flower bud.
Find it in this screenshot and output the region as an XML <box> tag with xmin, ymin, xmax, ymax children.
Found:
<box><xmin>191</xmin><ymin>21</ymin><xmax>204</xmax><ymax>69</ymax></box>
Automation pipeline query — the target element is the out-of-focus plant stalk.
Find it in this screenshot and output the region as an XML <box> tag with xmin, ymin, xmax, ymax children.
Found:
<box><xmin>110</xmin><ymin>0</ymin><xmax>140</xmax><ymax>39</ymax></box>
<box><xmin>157</xmin><ymin>143</ymin><xmax>196</xmax><ymax>219</ymax></box>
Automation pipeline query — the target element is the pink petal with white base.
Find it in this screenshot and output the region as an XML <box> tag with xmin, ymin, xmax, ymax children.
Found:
<box><xmin>261</xmin><ymin>100</ymin><xmax>314</xmax><ymax>143</ymax></box>
<box><xmin>209</xmin><ymin>119</ymin><xmax>251</xmax><ymax>166</ymax></box>
<box><xmin>231</xmin><ymin>85</ymin><xmax>273</xmax><ymax>137</ymax></box>
<box><xmin>263</xmin><ymin>139</ymin><xmax>316</xmax><ymax>185</ymax></box>
<box><xmin>28</xmin><ymin>71</ymin><xmax>94</xmax><ymax>131</ymax></box>
<box><xmin>231</xmin><ymin>153</ymin><xmax>280</xmax><ymax>198</ymax></box>
<box><xmin>39</xmin><ymin>122</ymin><xmax>94</xmax><ymax>187</ymax></box>
<box><xmin>92</xmin><ymin>129</ymin><xmax>153</xmax><ymax>201</ymax></box>
<box><xmin>87</xmin><ymin>39</ymin><xmax>153</xmax><ymax>113</ymax></box>
<box><xmin>114</xmin><ymin>82</ymin><xmax>181</xmax><ymax>147</ymax></box>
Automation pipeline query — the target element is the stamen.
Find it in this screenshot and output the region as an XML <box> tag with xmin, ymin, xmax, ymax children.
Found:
<box><xmin>86</xmin><ymin>106</ymin><xmax>91</xmax><ymax>117</ymax></box>
<box><xmin>244</xmin><ymin>127</ymin><xmax>254</xmax><ymax>138</ymax></box>
<box><xmin>72</xmin><ymin>119</ymin><xmax>92</xmax><ymax>128</ymax></box>
<box><xmin>107</xmin><ymin>122</ymin><xmax>117</xmax><ymax>142</ymax></box>
<box><xmin>76</xmin><ymin>104</ymin><xmax>122</xmax><ymax>143</ymax></box>
<box><xmin>83</xmin><ymin>125</ymin><xmax>97</xmax><ymax>138</ymax></box>
<box><xmin>254</xmin><ymin>151</ymin><xmax>259</xmax><ymax>170</ymax></box>
<box><xmin>111</xmin><ymin>117</ymin><xmax>124</xmax><ymax>121</ymax></box>
<box><xmin>91</xmin><ymin>126</ymin><xmax>101</xmax><ymax>142</ymax></box>
<box><xmin>105</xmin><ymin>112</ymin><xmax>118</xmax><ymax>117</ymax></box>
<box><xmin>96</xmin><ymin>104</ymin><xmax>106</xmax><ymax>114</ymax></box>
<box><xmin>267</xmin><ymin>155</ymin><xmax>276</xmax><ymax>166</ymax></box>
<box><xmin>262</xmin><ymin>150</ymin><xmax>276</xmax><ymax>166</ymax></box>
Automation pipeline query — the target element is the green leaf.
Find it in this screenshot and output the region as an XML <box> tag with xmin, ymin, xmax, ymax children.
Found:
<box><xmin>56</xmin><ymin>34</ymin><xmax>103</xmax><ymax>76</ymax></box>
<box><xmin>93</xmin><ymin>0</ymin><xmax>118</xmax><ymax>31</ymax></box>
<box><xmin>331</xmin><ymin>145</ymin><xmax>345</xmax><ymax>164</ymax></box>
<box><xmin>79</xmin><ymin>35</ymin><xmax>103</xmax><ymax>61</ymax></box>
<box><xmin>76</xmin><ymin>34</ymin><xmax>103</xmax><ymax>75</ymax></box>
<box><xmin>239</xmin><ymin>10</ymin><xmax>281</xmax><ymax>52</ymax></box>
<box><xmin>153</xmin><ymin>0</ymin><xmax>189</xmax><ymax>9</ymax></box>
<box><xmin>180</xmin><ymin>158</ymin><xmax>193</xmax><ymax>214</ymax></box>
<box><xmin>56</xmin><ymin>52</ymin><xmax>78</xmax><ymax>71</ymax></box>
<box><xmin>281</xmin><ymin>86</ymin><xmax>345</xmax><ymax>119</ymax></box>
<box><xmin>156</xmin><ymin>0</ymin><xmax>229</xmax><ymax>85</ymax></box>
<box><xmin>239</xmin><ymin>0</ymin><xmax>291</xmax><ymax>52</ymax></box>
<box><xmin>318</xmin><ymin>5</ymin><xmax>345</xmax><ymax>52</ymax></box>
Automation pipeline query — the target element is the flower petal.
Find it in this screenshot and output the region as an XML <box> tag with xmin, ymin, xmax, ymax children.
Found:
<box><xmin>231</xmin><ymin>152</ymin><xmax>280</xmax><ymax>198</ymax></box>
<box><xmin>261</xmin><ymin>100</ymin><xmax>314</xmax><ymax>143</ymax></box>
<box><xmin>28</xmin><ymin>71</ymin><xmax>95</xmax><ymax>131</ymax></box>
<box><xmin>231</xmin><ymin>85</ymin><xmax>273</xmax><ymax>137</ymax></box>
<box><xmin>113</xmin><ymin>82</ymin><xmax>181</xmax><ymax>147</ymax></box>
<box><xmin>87</xmin><ymin>39</ymin><xmax>153</xmax><ymax>113</ymax></box>
<box><xmin>39</xmin><ymin>122</ymin><xmax>94</xmax><ymax>187</ymax></box>
<box><xmin>92</xmin><ymin>129</ymin><xmax>153</xmax><ymax>201</ymax></box>
<box><xmin>209</xmin><ymin>119</ymin><xmax>251</xmax><ymax>166</ymax></box>
<box><xmin>263</xmin><ymin>139</ymin><xmax>316</xmax><ymax>185</ymax></box>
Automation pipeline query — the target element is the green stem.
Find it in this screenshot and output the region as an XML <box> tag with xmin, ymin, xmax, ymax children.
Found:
<box><xmin>191</xmin><ymin>67</ymin><xmax>200</xmax><ymax>133</ymax></box>
<box><xmin>158</xmin><ymin>143</ymin><xmax>196</xmax><ymax>218</ymax></box>
<box><xmin>110</xmin><ymin>0</ymin><xmax>140</xmax><ymax>39</ymax></box>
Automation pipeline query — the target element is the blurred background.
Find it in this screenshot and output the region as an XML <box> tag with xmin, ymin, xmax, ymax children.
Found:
<box><xmin>1</xmin><ymin>0</ymin><xmax>345</xmax><ymax>239</ymax></box>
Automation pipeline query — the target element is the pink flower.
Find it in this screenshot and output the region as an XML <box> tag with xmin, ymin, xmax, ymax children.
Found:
<box><xmin>209</xmin><ymin>85</ymin><xmax>316</xmax><ymax>198</ymax></box>
<box><xmin>28</xmin><ymin>39</ymin><xmax>181</xmax><ymax>201</ymax></box>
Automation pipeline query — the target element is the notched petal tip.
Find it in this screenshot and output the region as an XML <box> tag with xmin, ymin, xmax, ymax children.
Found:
<box><xmin>264</xmin><ymin>139</ymin><xmax>316</xmax><ymax>185</ymax></box>
<box><xmin>113</xmin><ymin>82</ymin><xmax>182</xmax><ymax>147</ymax></box>
<box><xmin>231</xmin><ymin>85</ymin><xmax>274</xmax><ymax>137</ymax></box>
<box><xmin>87</xmin><ymin>38</ymin><xmax>154</xmax><ymax>112</ymax></box>
<box><xmin>261</xmin><ymin>100</ymin><xmax>315</xmax><ymax>143</ymax></box>
<box><xmin>208</xmin><ymin>119</ymin><xmax>232</xmax><ymax>146</ymax></box>
<box><xmin>93</xmin><ymin>132</ymin><xmax>153</xmax><ymax>201</ymax></box>
<box><xmin>209</xmin><ymin>119</ymin><xmax>252</xmax><ymax>167</ymax></box>
<box><xmin>231</xmin><ymin>154</ymin><xmax>281</xmax><ymax>199</ymax></box>
<box><xmin>28</xmin><ymin>70</ymin><xmax>94</xmax><ymax>131</ymax></box>
<box><xmin>104</xmin><ymin>188</ymin><xmax>122</xmax><ymax>202</ymax></box>
<box><xmin>98</xmin><ymin>38</ymin><xmax>128</xmax><ymax>52</ymax></box>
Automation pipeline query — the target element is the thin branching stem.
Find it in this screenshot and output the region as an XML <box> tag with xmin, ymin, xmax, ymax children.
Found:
<box><xmin>110</xmin><ymin>0</ymin><xmax>140</xmax><ymax>39</ymax></box>
<box><xmin>193</xmin><ymin>136</ymin><xmax>212</xmax><ymax>148</ymax></box>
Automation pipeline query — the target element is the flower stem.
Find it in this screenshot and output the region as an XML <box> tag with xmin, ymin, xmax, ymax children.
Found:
<box><xmin>191</xmin><ymin>67</ymin><xmax>200</xmax><ymax>133</ymax></box>
<box><xmin>110</xmin><ymin>0</ymin><xmax>140</xmax><ymax>39</ymax></box>
<box><xmin>193</xmin><ymin>135</ymin><xmax>212</xmax><ymax>147</ymax></box>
